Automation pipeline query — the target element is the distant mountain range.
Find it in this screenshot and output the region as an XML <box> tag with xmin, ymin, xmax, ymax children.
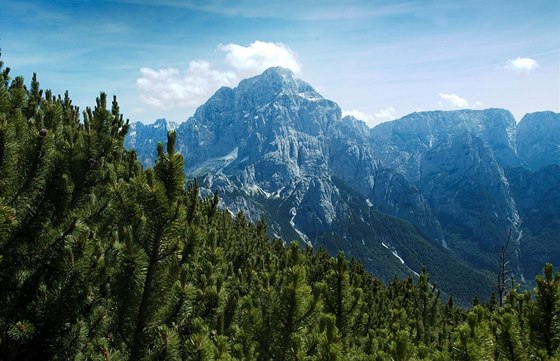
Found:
<box><xmin>125</xmin><ymin>67</ymin><xmax>560</xmax><ymax>305</ymax></box>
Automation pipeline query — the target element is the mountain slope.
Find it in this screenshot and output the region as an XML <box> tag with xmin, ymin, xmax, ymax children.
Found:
<box><xmin>506</xmin><ymin>164</ymin><xmax>560</xmax><ymax>277</ymax></box>
<box><xmin>369</xmin><ymin>108</ymin><xmax>560</xmax><ymax>280</ymax></box>
<box><xmin>369</xmin><ymin>109</ymin><xmax>521</xmax><ymax>181</ymax></box>
<box><xmin>125</xmin><ymin>67</ymin><xmax>559</xmax><ymax>303</ymax></box>
<box><xmin>517</xmin><ymin>111</ymin><xmax>560</xmax><ymax>170</ymax></box>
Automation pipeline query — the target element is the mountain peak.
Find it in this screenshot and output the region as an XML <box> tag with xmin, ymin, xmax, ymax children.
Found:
<box><xmin>237</xmin><ymin>66</ymin><xmax>300</xmax><ymax>94</ymax></box>
<box><xmin>190</xmin><ymin>66</ymin><xmax>325</xmax><ymax>114</ymax></box>
<box><xmin>517</xmin><ymin>111</ymin><xmax>560</xmax><ymax>170</ymax></box>
<box><xmin>153</xmin><ymin>118</ymin><xmax>167</xmax><ymax>127</ymax></box>
<box><xmin>262</xmin><ymin>66</ymin><xmax>296</xmax><ymax>78</ymax></box>
<box><xmin>151</xmin><ymin>118</ymin><xmax>178</xmax><ymax>130</ymax></box>
<box><xmin>374</xmin><ymin>108</ymin><xmax>515</xmax><ymax>132</ymax></box>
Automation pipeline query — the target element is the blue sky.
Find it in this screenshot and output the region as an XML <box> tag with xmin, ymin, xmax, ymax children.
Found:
<box><xmin>1</xmin><ymin>0</ymin><xmax>558</xmax><ymax>126</ymax></box>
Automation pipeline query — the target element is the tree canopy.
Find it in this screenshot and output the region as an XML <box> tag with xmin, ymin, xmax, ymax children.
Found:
<box><xmin>1</xmin><ymin>57</ymin><xmax>559</xmax><ymax>361</ymax></box>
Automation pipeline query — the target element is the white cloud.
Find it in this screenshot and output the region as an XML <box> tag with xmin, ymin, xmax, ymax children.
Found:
<box><xmin>438</xmin><ymin>93</ymin><xmax>469</xmax><ymax>108</ymax></box>
<box><xmin>219</xmin><ymin>41</ymin><xmax>301</xmax><ymax>76</ymax></box>
<box><xmin>343</xmin><ymin>106</ymin><xmax>396</xmax><ymax>127</ymax></box>
<box><xmin>505</xmin><ymin>57</ymin><xmax>538</xmax><ymax>73</ymax></box>
<box><xmin>136</xmin><ymin>41</ymin><xmax>302</xmax><ymax>112</ymax></box>
<box><xmin>136</xmin><ymin>61</ymin><xmax>236</xmax><ymax>109</ymax></box>
<box><xmin>374</xmin><ymin>106</ymin><xmax>397</xmax><ymax>121</ymax></box>
<box><xmin>342</xmin><ymin>110</ymin><xmax>371</xmax><ymax>122</ymax></box>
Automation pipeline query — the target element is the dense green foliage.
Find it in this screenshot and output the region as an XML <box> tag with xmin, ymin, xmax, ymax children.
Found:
<box><xmin>1</xmin><ymin>59</ymin><xmax>560</xmax><ymax>360</ymax></box>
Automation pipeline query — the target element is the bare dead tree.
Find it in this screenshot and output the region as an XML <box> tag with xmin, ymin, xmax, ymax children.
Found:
<box><xmin>497</xmin><ymin>228</ymin><xmax>512</xmax><ymax>307</ymax></box>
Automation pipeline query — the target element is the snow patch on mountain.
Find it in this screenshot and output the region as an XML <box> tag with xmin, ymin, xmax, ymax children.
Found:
<box><xmin>289</xmin><ymin>207</ymin><xmax>311</xmax><ymax>246</ymax></box>
<box><xmin>382</xmin><ymin>242</ymin><xmax>419</xmax><ymax>277</ymax></box>
<box><xmin>191</xmin><ymin>147</ymin><xmax>238</xmax><ymax>176</ymax></box>
<box><xmin>298</xmin><ymin>92</ymin><xmax>322</xmax><ymax>101</ymax></box>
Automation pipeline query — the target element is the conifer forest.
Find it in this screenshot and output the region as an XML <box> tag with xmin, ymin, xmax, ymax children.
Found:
<box><xmin>1</xmin><ymin>57</ymin><xmax>560</xmax><ymax>361</ymax></box>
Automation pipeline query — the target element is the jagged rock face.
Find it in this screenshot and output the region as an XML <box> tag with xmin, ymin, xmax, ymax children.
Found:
<box><xmin>125</xmin><ymin>68</ymin><xmax>467</xmax><ymax>296</ymax></box>
<box><xmin>326</xmin><ymin>116</ymin><xmax>444</xmax><ymax>242</ymax></box>
<box><xmin>294</xmin><ymin>177</ymin><xmax>339</xmax><ymax>233</ymax></box>
<box><xmin>169</xmin><ymin>67</ymin><xmax>436</xmax><ymax>243</ymax></box>
<box><xmin>125</xmin><ymin>67</ymin><xmax>560</xmax><ymax>302</ymax></box>
<box><xmin>369</xmin><ymin>110</ymin><xmax>522</xmax><ymax>257</ymax></box>
<box><xmin>125</xmin><ymin>118</ymin><xmax>177</xmax><ymax>167</ymax></box>
<box><xmin>505</xmin><ymin>165</ymin><xmax>560</xmax><ymax>277</ymax></box>
<box><xmin>368</xmin><ymin>109</ymin><xmax>560</xmax><ymax>276</ymax></box>
<box><xmin>418</xmin><ymin>132</ymin><xmax>519</xmax><ymax>264</ymax></box>
<box><xmin>517</xmin><ymin>111</ymin><xmax>560</xmax><ymax>170</ymax></box>
<box><xmin>173</xmin><ymin>68</ymin><xmax>348</xmax><ymax>238</ymax></box>
<box><xmin>369</xmin><ymin>168</ymin><xmax>444</xmax><ymax>242</ymax></box>
<box><xmin>177</xmin><ymin>67</ymin><xmax>338</xmax><ymax>181</ymax></box>
<box><xmin>369</xmin><ymin>109</ymin><xmax>520</xmax><ymax>181</ymax></box>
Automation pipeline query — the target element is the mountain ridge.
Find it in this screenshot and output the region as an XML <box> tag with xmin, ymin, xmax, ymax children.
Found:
<box><xmin>125</xmin><ymin>66</ymin><xmax>560</xmax><ymax>304</ymax></box>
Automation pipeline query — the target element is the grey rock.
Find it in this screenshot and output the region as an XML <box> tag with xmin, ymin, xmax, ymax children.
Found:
<box><xmin>369</xmin><ymin>109</ymin><xmax>520</xmax><ymax>181</ymax></box>
<box><xmin>517</xmin><ymin>111</ymin><xmax>560</xmax><ymax>170</ymax></box>
<box><xmin>125</xmin><ymin>67</ymin><xmax>559</xmax><ymax>299</ymax></box>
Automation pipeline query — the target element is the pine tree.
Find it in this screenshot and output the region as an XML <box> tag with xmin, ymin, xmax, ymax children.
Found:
<box><xmin>412</xmin><ymin>267</ymin><xmax>441</xmax><ymax>346</ymax></box>
<box><xmin>112</xmin><ymin>131</ymin><xmax>187</xmax><ymax>361</ymax></box>
<box><xmin>322</xmin><ymin>252</ymin><xmax>363</xmax><ymax>341</ymax></box>
<box><xmin>3</xmin><ymin>55</ymin><xmax>560</xmax><ymax>361</ymax></box>
<box><xmin>314</xmin><ymin>314</ymin><xmax>343</xmax><ymax>361</ymax></box>
<box><xmin>273</xmin><ymin>243</ymin><xmax>321</xmax><ymax>361</ymax></box>
<box><xmin>389</xmin><ymin>330</ymin><xmax>414</xmax><ymax>361</ymax></box>
<box><xmin>529</xmin><ymin>263</ymin><xmax>560</xmax><ymax>357</ymax></box>
<box><xmin>494</xmin><ymin>310</ymin><xmax>527</xmax><ymax>361</ymax></box>
<box><xmin>0</xmin><ymin>54</ymin><xmax>130</xmax><ymax>358</ymax></box>
<box><xmin>451</xmin><ymin>305</ymin><xmax>495</xmax><ymax>361</ymax></box>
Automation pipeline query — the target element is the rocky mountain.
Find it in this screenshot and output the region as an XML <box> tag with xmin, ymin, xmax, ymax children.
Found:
<box><xmin>517</xmin><ymin>111</ymin><xmax>560</xmax><ymax>170</ymax></box>
<box><xmin>369</xmin><ymin>109</ymin><xmax>560</xmax><ymax>278</ymax></box>
<box><xmin>125</xmin><ymin>67</ymin><xmax>560</xmax><ymax>304</ymax></box>
<box><xmin>125</xmin><ymin>118</ymin><xmax>177</xmax><ymax>166</ymax></box>
<box><xmin>505</xmin><ymin>164</ymin><xmax>560</xmax><ymax>277</ymax></box>
<box><xmin>369</xmin><ymin>109</ymin><xmax>521</xmax><ymax>180</ymax></box>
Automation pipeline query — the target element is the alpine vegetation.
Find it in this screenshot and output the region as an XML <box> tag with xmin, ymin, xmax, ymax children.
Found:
<box><xmin>1</xmin><ymin>58</ymin><xmax>560</xmax><ymax>360</ymax></box>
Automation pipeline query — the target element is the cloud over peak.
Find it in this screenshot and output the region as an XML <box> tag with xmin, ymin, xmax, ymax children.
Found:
<box><xmin>136</xmin><ymin>41</ymin><xmax>302</xmax><ymax>113</ymax></box>
<box><xmin>136</xmin><ymin>61</ymin><xmax>236</xmax><ymax>109</ymax></box>
<box><xmin>343</xmin><ymin>106</ymin><xmax>396</xmax><ymax>127</ymax></box>
<box><xmin>437</xmin><ymin>93</ymin><xmax>483</xmax><ymax>110</ymax></box>
<box><xmin>219</xmin><ymin>41</ymin><xmax>301</xmax><ymax>75</ymax></box>
<box><xmin>438</xmin><ymin>93</ymin><xmax>469</xmax><ymax>108</ymax></box>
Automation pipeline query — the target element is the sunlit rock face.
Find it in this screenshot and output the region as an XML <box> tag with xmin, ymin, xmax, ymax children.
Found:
<box><xmin>126</xmin><ymin>67</ymin><xmax>560</xmax><ymax>301</ymax></box>
<box><xmin>517</xmin><ymin>111</ymin><xmax>560</xmax><ymax>170</ymax></box>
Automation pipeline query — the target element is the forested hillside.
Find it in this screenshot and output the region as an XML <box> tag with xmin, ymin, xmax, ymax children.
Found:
<box><xmin>1</xmin><ymin>58</ymin><xmax>559</xmax><ymax>360</ymax></box>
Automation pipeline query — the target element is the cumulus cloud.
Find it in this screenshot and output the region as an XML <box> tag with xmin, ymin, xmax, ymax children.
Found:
<box><xmin>136</xmin><ymin>60</ymin><xmax>236</xmax><ymax>109</ymax></box>
<box><xmin>343</xmin><ymin>106</ymin><xmax>396</xmax><ymax>127</ymax></box>
<box><xmin>219</xmin><ymin>41</ymin><xmax>301</xmax><ymax>75</ymax></box>
<box><xmin>505</xmin><ymin>57</ymin><xmax>538</xmax><ymax>73</ymax></box>
<box><xmin>136</xmin><ymin>41</ymin><xmax>301</xmax><ymax>112</ymax></box>
<box><xmin>374</xmin><ymin>106</ymin><xmax>397</xmax><ymax>121</ymax></box>
<box><xmin>438</xmin><ymin>93</ymin><xmax>469</xmax><ymax>108</ymax></box>
<box><xmin>342</xmin><ymin>110</ymin><xmax>371</xmax><ymax>122</ymax></box>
